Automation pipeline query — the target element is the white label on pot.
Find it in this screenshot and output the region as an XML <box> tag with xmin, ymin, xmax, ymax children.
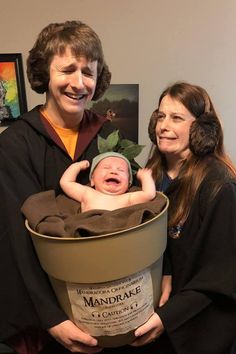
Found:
<box><xmin>66</xmin><ymin>268</ymin><xmax>154</xmax><ymax>337</ymax></box>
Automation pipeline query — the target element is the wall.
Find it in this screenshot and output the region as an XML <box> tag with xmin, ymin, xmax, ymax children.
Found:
<box><xmin>1</xmin><ymin>0</ymin><xmax>235</xmax><ymax>164</ymax></box>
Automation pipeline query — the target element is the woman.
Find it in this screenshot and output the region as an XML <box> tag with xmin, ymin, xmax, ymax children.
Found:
<box><xmin>133</xmin><ymin>82</ymin><xmax>236</xmax><ymax>353</ymax></box>
<box><xmin>0</xmin><ymin>20</ymin><xmax>115</xmax><ymax>354</ymax></box>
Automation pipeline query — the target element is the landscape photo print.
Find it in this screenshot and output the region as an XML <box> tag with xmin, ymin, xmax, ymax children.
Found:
<box><xmin>88</xmin><ymin>84</ymin><xmax>139</xmax><ymax>143</ymax></box>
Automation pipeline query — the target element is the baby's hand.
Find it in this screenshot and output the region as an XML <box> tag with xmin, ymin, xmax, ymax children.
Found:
<box><xmin>136</xmin><ymin>168</ymin><xmax>152</xmax><ymax>180</ymax></box>
<box><xmin>78</xmin><ymin>160</ymin><xmax>90</xmax><ymax>170</ymax></box>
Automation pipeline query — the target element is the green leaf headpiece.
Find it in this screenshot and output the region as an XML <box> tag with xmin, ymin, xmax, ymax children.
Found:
<box><xmin>97</xmin><ymin>130</ymin><xmax>145</xmax><ymax>176</ymax></box>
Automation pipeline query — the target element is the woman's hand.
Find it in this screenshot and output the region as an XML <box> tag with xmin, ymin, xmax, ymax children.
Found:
<box><xmin>159</xmin><ymin>275</ymin><xmax>172</xmax><ymax>307</ymax></box>
<box><xmin>48</xmin><ymin>320</ymin><xmax>103</xmax><ymax>353</ymax></box>
<box><xmin>131</xmin><ymin>312</ymin><xmax>164</xmax><ymax>346</ymax></box>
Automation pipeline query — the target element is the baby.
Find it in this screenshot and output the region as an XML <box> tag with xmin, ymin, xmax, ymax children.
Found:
<box><xmin>60</xmin><ymin>152</ymin><xmax>156</xmax><ymax>212</ymax></box>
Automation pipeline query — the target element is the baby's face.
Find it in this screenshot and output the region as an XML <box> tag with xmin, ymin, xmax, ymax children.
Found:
<box><xmin>91</xmin><ymin>157</ymin><xmax>130</xmax><ymax>195</ymax></box>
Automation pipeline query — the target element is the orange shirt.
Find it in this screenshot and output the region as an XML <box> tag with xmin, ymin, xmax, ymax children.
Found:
<box><xmin>41</xmin><ymin>109</ymin><xmax>78</xmax><ymax>160</ymax></box>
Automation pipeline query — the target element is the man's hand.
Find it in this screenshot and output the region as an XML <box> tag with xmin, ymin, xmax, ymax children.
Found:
<box><xmin>48</xmin><ymin>320</ymin><xmax>103</xmax><ymax>353</ymax></box>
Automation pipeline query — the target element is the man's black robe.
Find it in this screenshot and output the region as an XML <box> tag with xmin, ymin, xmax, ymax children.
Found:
<box><xmin>0</xmin><ymin>106</ymin><xmax>115</xmax><ymax>340</ymax></box>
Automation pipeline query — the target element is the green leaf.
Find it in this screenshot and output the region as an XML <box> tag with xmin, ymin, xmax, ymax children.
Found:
<box><xmin>120</xmin><ymin>139</ymin><xmax>134</xmax><ymax>148</ymax></box>
<box><xmin>97</xmin><ymin>130</ymin><xmax>145</xmax><ymax>171</ymax></box>
<box><xmin>122</xmin><ymin>144</ymin><xmax>145</xmax><ymax>160</ymax></box>
<box><xmin>106</xmin><ymin>130</ymin><xmax>120</xmax><ymax>150</ymax></box>
<box><xmin>97</xmin><ymin>135</ymin><xmax>109</xmax><ymax>153</ymax></box>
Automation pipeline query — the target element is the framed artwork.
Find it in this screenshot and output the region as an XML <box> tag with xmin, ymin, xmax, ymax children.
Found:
<box><xmin>0</xmin><ymin>53</ymin><xmax>27</xmax><ymax>125</ymax></box>
<box><xmin>88</xmin><ymin>84</ymin><xmax>139</xmax><ymax>143</ymax></box>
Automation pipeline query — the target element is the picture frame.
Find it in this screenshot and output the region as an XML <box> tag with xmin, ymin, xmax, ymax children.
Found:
<box><xmin>88</xmin><ymin>84</ymin><xmax>139</xmax><ymax>143</ymax></box>
<box><xmin>0</xmin><ymin>53</ymin><xmax>27</xmax><ymax>126</ymax></box>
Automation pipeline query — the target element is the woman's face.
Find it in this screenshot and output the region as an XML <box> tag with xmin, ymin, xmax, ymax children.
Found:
<box><xmin>46</xmin><ymin>47</ymin><xmax>97</xmax><ymax>127</ymax></box>
<box><xmin>155</xmin><ymin>95</ymin><xmax>196</xmax><ymax>160</ymax></box>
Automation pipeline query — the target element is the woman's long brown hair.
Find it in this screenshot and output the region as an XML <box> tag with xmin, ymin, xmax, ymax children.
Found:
<box><xmin>146</xmin><ymin>82</ymin><xmax>236</xmax><ymax>229</ymax></box>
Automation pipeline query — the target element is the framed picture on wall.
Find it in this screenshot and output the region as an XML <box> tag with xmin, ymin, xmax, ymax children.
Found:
<box><xmin>88</xmin><ymin>84</ymin><xmax>139</xmax><ymax>143</ymax></box>
<box><xmin>0</xmin><ymin>53</ymin><xmax>27</xmax><ymax>126</ymax></box>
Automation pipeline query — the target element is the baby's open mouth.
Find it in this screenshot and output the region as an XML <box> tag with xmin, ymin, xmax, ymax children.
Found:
<box><xmin>105</xmin><ymin>177</ymin><xmax>120</xmax><ymax>185</ymax></box>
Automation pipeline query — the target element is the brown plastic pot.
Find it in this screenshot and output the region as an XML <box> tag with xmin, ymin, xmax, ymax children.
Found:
<box><xmin>26</xmin><ymin>193</ymin><xmax>169</xmax><ymax>347</ymax></box>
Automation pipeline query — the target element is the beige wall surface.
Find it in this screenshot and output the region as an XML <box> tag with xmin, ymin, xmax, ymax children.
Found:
<box><xmin>0</xmin><ymin>0</ymin><xmax>235</xmax><ymax>164</ymax></box>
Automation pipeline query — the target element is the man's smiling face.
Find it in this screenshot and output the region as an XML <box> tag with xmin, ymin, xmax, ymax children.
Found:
<box><xmin>46</xmin><ymin>47</ymin><xmax>97</xmax><ymax>127</ymax></box>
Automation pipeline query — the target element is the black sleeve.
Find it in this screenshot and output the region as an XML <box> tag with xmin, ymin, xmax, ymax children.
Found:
<box><xmin>0</xmin><ymin>129</ymin><xmax>67</xmax><ymax>339</ymax></box>
<box><xmin>0</xmin><ymin>118</ymin><xmax>119</xmax><ymax>339</ymax></box>
<box><xmin>156</xmin><ymin>181</ymin><xmax>236</xmax><ymax>344</ymax></box>
<box><xmin>162</xmin><ymin>249</ymin><xmax>172</xmax><ymax>276</ymax></box>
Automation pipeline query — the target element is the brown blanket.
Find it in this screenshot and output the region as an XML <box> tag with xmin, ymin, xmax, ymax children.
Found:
<box><xmin>21</xmin><ymin>188</ymin><xmax>167</xmax><ymax>238</ymax></box>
